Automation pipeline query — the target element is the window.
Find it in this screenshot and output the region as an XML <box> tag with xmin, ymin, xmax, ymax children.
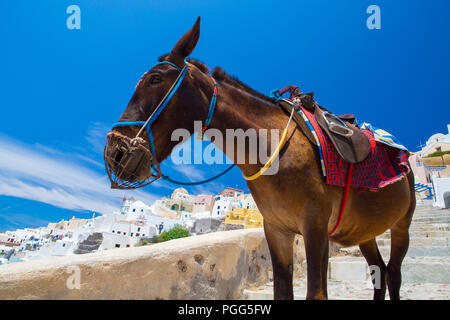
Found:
<box><xmin>142</xmin><ymin>234</ymin><xmax>145</xmax><ymax>237</ymax></box>
<box><xmin>126</xmin><ymin>245</ymin><xmax>130</xmax><ymax>248</ymax></box>
<box><xmin>123</xmin><ymin>232</ymin><xmax>126</xmax><ymax>235</ymax></box>
<box><xmin>112</xmin><ymin>230</ymin><xmax>115</xmax><ymax>233</ymax></box>
<box><xmin>117</xmin><ymin>231</ymin><xmax>121</xmax><ymax>235</ymax></box>
<box><xmin>136</xmin><ymin>233</ymin><xmax>140</xmax><ymax>237</ymax></box>
<box><xmin>133</xmin><ymin>209</ymin><xmax>136</xmax><ymax>212</ymax></box>
<box><xmin>131</xmin><ymin>233</ymin><xmax>134</xmax><ymax>236</ymax></box>
<box><xmin>218</xmin><ymin>206</ymin><xmax>220</xmax><ymax>209</ymax></box>
<box><xmin>137</xmin><ymin>227</ymin><xmax>141</xmax><ymax>232</ymax></box>
<box><xmin>62</xmin><ymin>243</ymin><xmax>66</xmax><ymax>247</ymax></box>
<box><xmin>115</xmin><ymin>244</ymin><xmax>120</xmax><ymax>248</ymax></box>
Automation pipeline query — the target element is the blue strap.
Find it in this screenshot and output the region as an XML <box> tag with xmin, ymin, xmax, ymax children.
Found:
<box><xmin>145</xmin><ymin>123</ymin><xmax>156</xmax><ymax>158</ymax></box>
<box><xmin>146</xmin><ymin>66</ymin><xmax>188</xmax><ymax>127</ymax></box>
<box><xmin>157</xmin><ymin>61</ymin><xmax>183</xmax><ymax>71</ymax></box>
<box><xmin>111</xmin><ymin>121</ymin><xmax>157</xmax><ymax>170</ymax></box>
<box><xmin>111</xmin><ymin>121</ymin><xmax>146</xmax><ymax>129</ymax></box>
<box><xmin>161</xmin><ymin>164</ymin><xmax>235</xmax><ymax>186</ymax></box>
<box><xmin>269</xmin><ymin>89</ymin><xmax>282</xmax><ymax>102</ymax></box>
<box><xmin>204</xmin><ymin>82</ymin><xmax>217</xmax><ymax>127</ymax></box>
<box><xmin>112</xmin><ymin>62</ymin><xmax>187</xmax><ymax>158</ymax></box>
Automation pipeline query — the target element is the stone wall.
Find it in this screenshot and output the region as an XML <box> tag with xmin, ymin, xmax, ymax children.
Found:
<box><xmin>0</xmin><ymin>229</ymin><xmax>304</xmax><ymax>300</ymax></box>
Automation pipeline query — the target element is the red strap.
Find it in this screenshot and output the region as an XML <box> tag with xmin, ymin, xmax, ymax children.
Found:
<box><xmin>328</xmin><ymin>162</ymin><xmax>354</xmax><ymax>237</ymax></box>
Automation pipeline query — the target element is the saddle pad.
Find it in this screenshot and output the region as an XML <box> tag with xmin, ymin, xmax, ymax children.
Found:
<box><xmin>360</xmin><ymin>122</ymin><xmax>409</xmax><ymax>151</ymax></box>
<box><xmin>300</xmin><ymin>107</ymin><xmax>410</xmax><ymax>191</ymax></box>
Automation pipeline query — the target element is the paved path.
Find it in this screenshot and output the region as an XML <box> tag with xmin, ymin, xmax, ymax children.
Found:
<box><xmin>245</xmin><ymin>278</ymin><xmax>450</xmax><ymax>300</ymax></box>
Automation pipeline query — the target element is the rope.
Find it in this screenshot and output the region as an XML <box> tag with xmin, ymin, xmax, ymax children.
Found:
<box><xmin>161</xmin><ymin>164</ymin><xmax>236</xmax><ymax>186</ymax></box>
<box><xmin>242</xmin><ymin>106</ymin><xmax>295</xmax><ymax>181</ymax></box>
<box><xmin>328</xmin><ymin>162</ymin><xmax>354</xmax><ymax>237</ymax></box>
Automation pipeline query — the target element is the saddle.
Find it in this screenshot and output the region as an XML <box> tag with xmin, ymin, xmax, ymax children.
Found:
<box><xmin>277</xmin><ymin>86</ymin><xmax>371</xmax><ymax>164</ymax></box>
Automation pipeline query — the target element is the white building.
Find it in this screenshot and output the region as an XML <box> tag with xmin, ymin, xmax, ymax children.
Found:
<box><xmin>418</xmin><ymin>124</ymin><xmax>450</xmax><ymax>158</ymax></box>
<box><xmin>431</xmin><ymin>177</ymin><xmax>450</xmax><ymax>208</ymax></box>
<box><xmin>242</xmin><ymin>194</ymin><xmax>258</xmax><ymax>210</ymax></box>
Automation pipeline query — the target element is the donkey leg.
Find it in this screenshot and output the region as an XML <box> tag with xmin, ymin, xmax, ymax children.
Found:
<box><xmin>387</xmin><ymin>180</ymin><xmax>414</xmax><ymax>301</ymax></box>
<box><xmin>320</xmin><ymin>237</ymin><xmax>329</xmax><ymax>299</ymax></box>
<box><xmin>387</xmin><ymin>224</ymin><xmax>410</xmax><ymax>300</ymax></box>
<box><xmin>359</xmin><ymin>239</ymin><xmax>387</xmax><ymax>300</ymax></box>
<box><xmin>263</xmin><ymin>221</ymin><xmax>295</xmax><ymax>300</ymax></box>
<box><xmin>302</xmin><ymin>225</ymin><xmax>329</xmax><ymax>300</ymax></box>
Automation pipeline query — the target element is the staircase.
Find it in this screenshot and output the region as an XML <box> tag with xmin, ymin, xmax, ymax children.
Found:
<box><xmin>415</xmin><ymin>183</ymin><xmax>434</xmax><ymax>200</ymax></box>
<box><xmin>244</xmin><ymin>201</ymin><xmax>450</xmax><ymax>300</ymax></box>
<box><xmin>74</xmin><ymin>233</ymin><xmax>103</xmax><ymax>255</ymax></box>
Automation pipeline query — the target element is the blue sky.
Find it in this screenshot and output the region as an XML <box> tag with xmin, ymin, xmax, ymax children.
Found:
<box><xmin>0</xmin><ymin>0</ymin><xmax>449</xmax><ymax>231</ymax></box>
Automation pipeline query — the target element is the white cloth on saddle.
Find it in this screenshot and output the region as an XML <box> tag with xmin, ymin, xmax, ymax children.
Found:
<box><xmin>360</xmin><ymin>123</ymin><xmax>408</xmax><ymax>151</ymax></box>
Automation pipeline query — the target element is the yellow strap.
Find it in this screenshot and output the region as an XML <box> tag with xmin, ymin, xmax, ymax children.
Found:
<box><xmin>243</xmin><ymin>128</ymin><xmax>289</xmax><ymax>181</ymax></box>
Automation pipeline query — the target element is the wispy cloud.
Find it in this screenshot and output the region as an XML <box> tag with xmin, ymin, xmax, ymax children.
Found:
<box><xmin>170</xmin><ymin>164</ymin><xmax>207</xmax><ymax>181</ymax></box>
<box><xmin>85</xmin><ymin>121</ymin><xmax>110</xmax><ymax>154</ymax></box>
<box><xmin>0</xmin><ymin>134</ymin><xmax>159</xmax><ymax>215</ymax></box>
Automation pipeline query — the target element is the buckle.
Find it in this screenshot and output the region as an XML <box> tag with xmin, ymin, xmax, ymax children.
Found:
<box><xmin>323</xmin><ymin>111</ymin><xmax>354</xmax><ymax>137</ymax></box>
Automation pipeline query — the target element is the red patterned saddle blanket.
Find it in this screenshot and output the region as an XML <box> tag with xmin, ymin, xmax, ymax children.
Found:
<box><xmin>301</xmin><ymin>107</ymin><xmax>410</xmax><ymax>191</ymax></box>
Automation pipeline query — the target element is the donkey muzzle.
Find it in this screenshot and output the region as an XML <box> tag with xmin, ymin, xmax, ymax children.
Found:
<box><xmin>104</xmin><ymin>131</ymin><xmax>161</xmax><ymax>189</ymax></box>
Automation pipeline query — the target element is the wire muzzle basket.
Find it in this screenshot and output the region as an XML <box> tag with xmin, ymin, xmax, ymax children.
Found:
<box><xmin>104</xmin><ymin>131</ymin><xmax>161</xmax><ymax>189</ymax></box>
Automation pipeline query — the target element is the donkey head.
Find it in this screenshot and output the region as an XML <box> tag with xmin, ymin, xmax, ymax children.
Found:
<box><xmin>104</xmin><ymin>17</ymin><xmax>213</xmax><ymax>188</ymax></box>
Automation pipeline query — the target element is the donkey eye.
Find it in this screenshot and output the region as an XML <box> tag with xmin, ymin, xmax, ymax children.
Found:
<box><xmin>148</xmin><ymin>75</ymin><xmax>161</xmax><ymax>85</ymax></box>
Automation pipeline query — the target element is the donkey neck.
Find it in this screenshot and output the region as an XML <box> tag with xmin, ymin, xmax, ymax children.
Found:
<box><xmin>205</xmin><ymin>82</ymin><xmax>293</xmax><ymax>174</ymax></box>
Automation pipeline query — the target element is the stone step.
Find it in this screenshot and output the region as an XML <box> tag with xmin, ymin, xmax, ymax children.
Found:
<box><xmin>413</xmin><ymin>211</ymin><xmax>450</xmax><ymax>216</ymax></box>
<box><xmin>243</xmin><ymin>280</ymin><xmax>450</xmax><ymax>300</ymax></box>
<box><xmin>77</xmin><ymin>245</ymin><xmax>100</xmax><ymax>251</ymax></box>
<box><xmin>380</xmin><ymin>245</ymin><xmax>450</xmax><ymax>258</ymax></box>
<box><xmin>412</xmin><ymin>219</ymin><xmax>450</xmax><ymax>225</ymax></box>
<box><xmin>377</xmin><ymin>231</ymin><xmax>450</xmax><ymax>239</ymax></box>
<box><xmin>413</xmin><ymin>214</ymin><xmax>449</xmax><ymax>218</ymax></box>
<box><xmin>413</xmin><ymin>213</ymin><xmax>450</xmax><ymax>219</ymax></box>
<box><xmin>80</xmin><ymin>240</ymin><xmax>100</xmax><ymax>246</ymax></box>
<box><xmin>78</xmin><ymin>242</ymin><xmax>100</xmax><ymax>248</ymax></box>
<box><xmin>409</xmin><ymin>222</ymin><xmax>450</xmax><ymax>229</ymax></box>
<box><xmin>328</xmin><ymin>256</ymin><xmax>450</xmax><ymax>284</ymax></box>
<box><xmin>339</xmin><ymin>245</ymin><xmax>450</xmax><ymax>258</ymax></box>
<box><xmin>376</xmin><ymin>237</ymin><xmax>448</xmax><ymax>247</ymax></box>
<box><xmin>73</xmin><ymin>248</ymin><xmax>92</xmax><ymax>254</ymax></box>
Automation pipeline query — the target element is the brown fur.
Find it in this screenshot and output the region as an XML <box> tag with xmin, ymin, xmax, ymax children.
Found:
<box><xmin>107</xmin><ymin>17</ymin><xmax>415</xmax><ymax>300</ymax></box>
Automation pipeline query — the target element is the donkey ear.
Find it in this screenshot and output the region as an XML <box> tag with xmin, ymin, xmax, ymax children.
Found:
<box><xmin>168</xmin><ymin>17</ymin><xmax>201</xmax><ymax>67</ymax></box>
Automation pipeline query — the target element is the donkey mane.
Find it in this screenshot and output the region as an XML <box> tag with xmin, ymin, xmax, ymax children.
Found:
<box><xmin>158</xmin><ymin>54</ymin><xmax>274</xmax><ymax>104</ymax></box>
<box><xmin>211</xmin><ymin>67</ymin><xmax>275</xmax><ymax>104</ymax></box>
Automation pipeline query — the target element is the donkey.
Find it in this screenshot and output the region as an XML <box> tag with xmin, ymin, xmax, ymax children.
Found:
<box><xmin>105</xmin><ymin>17</ymin><xmax>415</xmax><ymax>300</ymax></box>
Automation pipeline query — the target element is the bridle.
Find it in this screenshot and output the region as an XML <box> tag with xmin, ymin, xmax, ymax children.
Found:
<box><xmin>105</xmin><ymin>59</ymin><xmax>218</xmax><ymax>189</ymax></box>
<box><xmin>105</xmin><ymin>59</ymin><xmax>295</xmax><ymax>190</ymax></box>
